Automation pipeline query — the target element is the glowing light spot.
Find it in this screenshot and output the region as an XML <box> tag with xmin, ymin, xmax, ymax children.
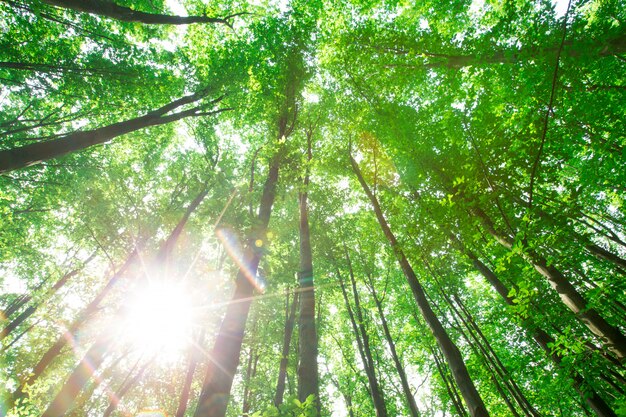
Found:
<box><xmin>122</xmin><ymin>281</ymin><xmax>194</xmax><ymax>362</ymax></box>
<box><xmin>255</xmin><ymin>239</ymin><xmax>263</xmax><ymax>247</ymax></box>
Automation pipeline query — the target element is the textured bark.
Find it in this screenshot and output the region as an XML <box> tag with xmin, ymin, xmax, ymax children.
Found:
<box><xmin>0</xmin><ymin>253</ymin><xmax>95</xmax><ymax>341</ymax></box>
<box><xmin>8</xmin><ymin>189</ymin><xmax>206</xmax><ymax>412</ymax></box>
<box><xmin>366</xmin><ymin>273</ymin><xmax>421</xmax><ymax>417</ymax></box>
<box><xmin>471</xmin><ymin>206</ymin><xmax>626</xmax><ymax>360</ymax></box>
<box><xmin>351</xmin><ymin>155</ymin><xmax>489</xmax><ymax>417</ymax></box>
<box><xmin>102</xmin><ymin>359</ymin><xmax>153</xmax><ymax>417</ymax></box>
<box><xmin>10</xmin><ymin>250</ymin><xmax>138</xmax><ymax>406</ymax></box>
<box><xmin>176</xmin><ymin>330</ymin><xmax>206</xmax><ymax>417</ymax></box>
<box><xmin>242</xmin><ymin>346</ymin><xmax>257</xmax><ymax>416</ymax></box>
<box><xmin>431</xmin><ymin>346</ymin><xmax>468</xmax><ymax>417</ymax></box>
<box><xmin>157</xmin><ymin>186</ymin><xmax>210</xmax><ymax>275</ymax></box>
<box><xmin>41</xmin><ymin>0</ymin><xmax>232</xmax><ymax>25</ymax></box>
<box><xmin>460</xmin><ymin>246</ymin><xmax>617</xmax><ymax>417</ymax></box>
<box><xmin>297</xmin><ymin>130</ymin><xmax>320</xmax><ymax>409</ymax></box>
<box><xmin>41</xmin><ymin>336</ymin><xmax>110</xmax><ymax>417</ymax></box>
<box><xmin>449</xmin><ymin>292</ymin><xmax>539</xmax><ymax>417</ymax></box>
<box><xmin>274</xmin><ymin>290</ymin><xmax>299</xmax><ymax>407</ymax></box>
<box><xmin>0</xmin><ymin>92</ymin><xmax>225</xmax><ymax>173</ymax></box>
<box><xmin>336</xmin><ymin>261</ymin><xmax>388</xmax><ymax>417</ymax></box>
<box><xmin>193</xmin><ymin>146</ymin><xmax>283</xmax><ymax>417</ymax></box>
<box><xmin>586</xmin><ymin>243</ymin><xmax>626</xmax><ymax>272</ymax></box>
<box><xmin>193</xmin><ymin>52</ymin><xmax>302</xmax><ymax>414</ymax></box>
<box><xmin>375</xmin><ymin>34</ymin><xmax>626</xmax><ymax>69</ymax></box>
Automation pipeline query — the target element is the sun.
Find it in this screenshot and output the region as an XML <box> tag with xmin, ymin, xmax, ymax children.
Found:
<box><xmin>121</xmin><ymin>281</ymin><xmax>195</xmax><ymax>362</ymax></box>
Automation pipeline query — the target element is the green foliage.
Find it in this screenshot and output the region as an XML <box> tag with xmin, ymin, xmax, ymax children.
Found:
<box><xmin>251</xmin><ymin>395</ymin><xmax>318</xmax><ymax>417</ymax></box>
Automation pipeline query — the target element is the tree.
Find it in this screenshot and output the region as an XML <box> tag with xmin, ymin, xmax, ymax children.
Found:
<box><xmin>2</xmin><ymin>0</ymin><xmax>626</xmax><ymax>416</ymax></box>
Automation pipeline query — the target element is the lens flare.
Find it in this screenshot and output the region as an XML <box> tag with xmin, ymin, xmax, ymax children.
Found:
<box><xmin>122</xmin><ymin>281</ymin><xmax>194</xmax><ymax>362</ymax></box>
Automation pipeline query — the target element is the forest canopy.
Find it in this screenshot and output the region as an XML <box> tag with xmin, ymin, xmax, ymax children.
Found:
<box><xmin>0</xmin><ymin>0</ymin><xmax>625</xmax><ymax>416</ymax></box>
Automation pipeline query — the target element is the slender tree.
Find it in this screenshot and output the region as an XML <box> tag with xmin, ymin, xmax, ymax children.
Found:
<box><xmin>297</xmin><ymin>127</ymin><xmax>320</xmax><ymax>409</ymax></box>
<box><xmin>0</xmin><ymin>92</ymin><xmax>227</xmax><ymax>173</ymax></box>
<box><xmin>336</xmin><ymin>257</ymin><xmax>388</xmax><ymax>417</ymax></box>
<box><xmin>41</xmin><ymin>0</ymin><xmax>240</xmax><ymax>26</ymax></box>
<box><xmin>274</xmin><ymin>290</ymin><xmax>299</xmax><ymax>407</ymax></box>
<box><xmin>365</xmin><ymin>271</ymin><xmax>421</xmax><ymax>417</ymax></box>
<box><xmin>350</xmin><ymin>154</ymin><xmax>489</xmax><ymax>417</ymax></box>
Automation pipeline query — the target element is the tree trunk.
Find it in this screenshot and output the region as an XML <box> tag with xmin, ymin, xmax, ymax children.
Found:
<box><xmin>10</xmin><ymin>250</ymin><xmax>138</xmax><ymax>406</ymax></box>
<box><xmin>431</xmin><ymin>345</ymin><xmax>468</xmax><ymax>417</ymax></box>
<box><xmin>459</xmin><ymin>243</ymin><xmax>617</xmax><ymax>417</ymax></box>
<box><xmin>297</xmin><ymin>130</ymin><xmax>320</xmax><ymax>409</ymax></box>
<box><xmin>9</xmin><ymin>188</ymin><xmax>207</xmax><ymax>410</ymax></box>
<box><xmin>102</xmin><ymin>358</ymin><xmax>153</xmax><ymax>417</ymax></box>
<box><xmin>586</xmin><ymin>243</ymin><xmax>626</xmax><ymax>272</ymax></box>
<box><xmin>274</xmin><ymin>290</ymin><xmax>299</xmax><ymax>407</ymax></box>
<box><xmin>193</xmin><ymin>145</ymin><xmax>284</xmax><ymax>417</ymax></box>
<box><xmin>350</xmin><ymin>155</ymin><xmax>489</xmax><ymax>417</ymax></box>
<box><xmin>336</xmin><ymin>260</ymin><xmax>388</xmax><ymax>417</ymax></box>
<box><xmin>471</xmin><ymin>206</ymin><xmax>626</xmax><ymax>360</ymax></box>
<box><xmin>0</xmin><ymin>91</ymin><xmax>225</xmax><ymax>173</ymax></box>
<box><xmin>242</xmin><ymin>346</ymin><xmax>257</xmax><ymax>416</ymax></box>
<box><xmin>41</xmin><ymin>0</ymin><xmax>232</xmax><ymax>25</ymax></box>
<box><xmin>366</xmin><ymin>273</ymin><xmax>421</xmax><ymax>417</ymax></box>
<box><xmin>0</xmin><ymin>253</ymin><xmax>95</xmax><ymax>341</ymax></box>
<box><xmin>176</xmin><ymin>330</ymin><xmax>206</xmax><ymax>417</ymax></box>
<box><xmin>375</xmin><ymin>34</ymin><xmax>626</xmax><ymax>69</ymax></box>
<box><xmin>41</xmin><ymin>335</ymin><xmax>111</xmax><ymax>417</ymax></box>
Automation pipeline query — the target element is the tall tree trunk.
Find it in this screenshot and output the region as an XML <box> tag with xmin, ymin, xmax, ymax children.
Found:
<box><xmin>350</xmin><ymin>155</ymin><xmax>489</xmax><ymax>417</ymax></box>
<box><xmin>585</xmin><ymin>243</ymin><xmax>626</xmax><ymax>272</ymax></box>
<box><xmin>102</xmin><ymin>358</ymin><xmax>153</xmax><ymax>417</ymax></box>
<box><xmin>328</xmin><ymin>374</ymin><xmax>356</xmax><ymax>417</ymax></box>
<box><xmin>365</xmin><ymin>273</ymin><xmax>421</xmax><ymax>417</ymax></box>
<box><xmin>336</xmin><ymin>260</ymin><xmax>388</xmax><ymax>417</ymax></box>
<box><xmin>431</xmin><ymin>345</ymin><xmax>468</xmax><ymax>417</ymax></box>
<box><xmin>193</xmin><ymin>50</ymin><xmax>303</xmax><ymax>414</ymax></box>
<box><xmin>297</xmin><ymin>130</ymin><xmax>320</xmax><ymax>409</ymax></box>
<box><xmin>176</xmin><ymin>329</ymin><xmax>206</xmax><ymax>417</ymax></box>
<box><xmin>9</xmin><ymin>188</ymin><xmax>208</xmax><ymax>411</ymax></box>
<box><xmin>193</xmin><ymin>144</ymin><xmax>284</xmax><ymax>417</ymax></box>
<box><xmin>9</xmin><ymin>250</ymin><xmax>139</xmax><ymax>407</ymax></box>
<box><xmin>242</xmin><ymin>345</ymin><xmax>257</xmax><ymax>416</ymax></box>
<box><xmin>455</xmin><ymin>239</ymin><xmax>617</xmax><ymax>417</ymax></box>
<box><xmin>470</xmin><ymin>205</ymin><xmax>626</xmax><ymax>360</ymax></box>
<box><xmin>41</xmin><ymin>0</ymin><xmax>234</xmax><ymax>26</ymax></box>
<box><xmin>41</xmin><ymin>335</ymin><xmax>111</xmax><ymax>417</ymax></box>
<box><xmin>274</xmin><ymin>290</ymin><xmax>299</xmax><ymax>407</ymax></box>
<box><xmin>371</xmin><ymin>34</ymin><xmax>626</xmax><ymax>69</ymax></box>
<box><xmin>0</xmin><ymin>252</ymin><xmax>96</xmax><ymax>341</ymax></box>
<box><xmin>0</xmin><ymin>92</ymin><xmax>225</xmax><ymax>173</ymax></box>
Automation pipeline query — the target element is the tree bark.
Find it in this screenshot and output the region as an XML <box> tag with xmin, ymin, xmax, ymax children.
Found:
<box><xmin>9</xmin><ymin>250</ymin><xmax>138</xmax><ymax>407</ymax></box>
<box><xmin>471</xmin><ymin>205</ymin><xmax>626</xmax><ymax>360</ymax></box>
<box><xmin>365</xmin><ymin>273</ymin><xmax>421</xmax><ymax>417</ymax></box>
<box><xmin>374</xmin><ymin>34</ymin><xmax>626</xmax><ymax>69</ymax></box>
<box><xmin>242</xmin><ymin>345</ymin><xmax>257</xmax><ymax>416</ymax></box>
<box><xmin>0</xmin><ymin>92</ymin><xmax>225</xmax><ymax>173</ymax></box>
<box><xmin>41</xmin><ymin>0</ymin><xmax>233</xmax><ymax>26</ymax></box>
<box><xmin>41</xmin><ymin>335</ymin><xmax>111</xmax><ymax>417</ymax></box>
<box><xmin>457</xmin><ymin>242</ymin><xmax>617</xmax><ymax>417</ymax></box>
<box><xmin>274</xmin><ymin>290</ymin><xmax>299</xmax><ymax>407</ymax></box>
<box><xmin>431</xmin><ymin>345</ymin><xmax>468</xmax><ymax>417</ymax></box>
<box><xmin>176</xmin><ymin>330</ymin><xmax>206</xmax><ymax>417</ymax></box>
<box><xmin>336</xmin><ymin>260</ymin><xmax>388</xmax><ymax>417</ymax></box>
<box><xmin>0</xmin><ymin>253</ymin><xmax>95</xmax><ymax>341</ymax></box>
<box><xmin>297</xmin><ymin>130</ymin><xmax>320</xmax><ymax>409</ymax></box>
<box><xmin>8</xmin><ymin>188</ymin><xmax>207</xmax><ymax>411</ymax></box>
<box><xmin>102</xmin><ymin>358</ymin><xmax>153</xmax><ymax>417</ymax></box>
<box><xmin>585</xmin><ymin>243</ymin><xmax>626</xmax><ymax>272</ymax></box>
<box><xmin>193</xmin><ymin>145</ymin><xmax>284</xmax><ymax>417</ymax></box>
<box><xmin>350</xmin><ymin>155</ymin><xmax>489</xmax><ymax>417</ymax></box>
